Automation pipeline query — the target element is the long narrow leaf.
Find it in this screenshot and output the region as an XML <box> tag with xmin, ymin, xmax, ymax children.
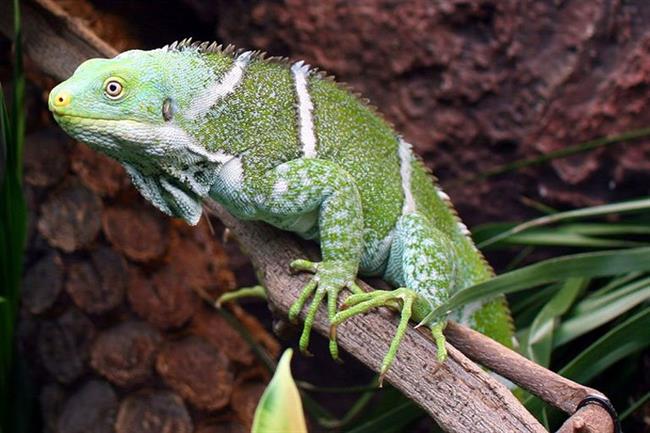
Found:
<box><xmin>0</xmin><ymin>85</ymin><xmax>8</xmax><ymax>178</ymax></box>
<box><xmin>460</xmin><ymin>127</ymin><xmax>650</xmax><ymax>184</ymax></box>
<box><xmin>519</xmin><ymin>278</ymin><xmax>585</xmax><ymax>367</ymax></box>
<box><xmin>478</xmin><ymin>198</ymin><xmax>650</xmax><ymax>248</ymax></box>
<box><xmin>11</xmin><ymin>0</ymin><xmax>24</xmax><ymax>179</ymax></box>
<box><xmin>525</xmin><ymin>308</ymin><xmax>650</xmax><ymax>417</ymax></box>
<box><xmin>494</xmin><ymin>231</ymin><xmax>641</xmax><ymax>248</ymax></box>
<box><xmin>345</xmin><ymin>400</ymin><xmax>422</xmax><ymax>433</ymax></box>
<box><xmin>620</xmin><ymin>391</ymin><xmax>650</xmax><ymax>420</ymax></box>
<box><xmin>559</xmin><ymin>307</ymin><xmax>650</xmax><ymax>384</ymax></box>
<box><xmin>586</xmin><ymin>272</ymin><xmax>644</xmax><ymax>299</ymax></box>
<box><xmin>558</xmin><ymin>223</ymin><xmax>650</xmax><ymax>236</ymax></box>
<box><xmin>554</xmin><ymin>280</ymin><xmax>650</xmax><ymax>347</ymax></box>
<box><xmin>510</xmin><ymin>284</ymin><xmax>559</xmax><ymax>316</ymax></box>
<box><xmin>421</xmin><ymin>247</ymin><xmax>650</xmax><ymax>324</ymax></box>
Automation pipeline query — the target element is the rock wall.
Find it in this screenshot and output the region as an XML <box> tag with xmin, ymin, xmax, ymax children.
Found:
<box><xmin>199</xmin><ymin>0</ymin><xmax>650</xmax><ymax>222</ymax></box>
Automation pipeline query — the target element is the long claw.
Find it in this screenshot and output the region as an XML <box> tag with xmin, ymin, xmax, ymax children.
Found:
<box><xmin>340</xmin><ymin>292</ymin><xmax>377</xmax><ymax>309</ymax></box>
<box><xmin>329</xmin><ymin>324</ymin><xmax>337</xmax><ymax>341</ymax></box>
<box><xmin>327</xmin><ymin>287</ymin><xmax>341</xmax><ymax>360</ymax></box>
<box><xmin>298</xmin><ymin>287</ymin><xmax>327</xmax><ymax>354</ymax></box>
<box><xmin>215</xmin><ymin>285</ymin><xmax>266</xmax><ymax>308</ymax></box>
<box><xmin>378</xmin><ymin>369</ymin><xmax>387</xmax><ymax>388</ymax></box>
<box><xmin>332</xmin><ymin>292</ymin><xmax>394</xmax><ymax>325</ymax></box>
<box><xmin>378</xmin><ymin>292</ymin><xmax>413</xmax><ymax>377</ymax></box>
<box><xmin>331</xmin><ymin>288</ymin><xmax>420</xmax><ymax>381</ymax></box>
<box><xmin>347</xmin><ymin>280</ymin><xmax>365</xmax><ymax>295</ymax></box>
<box><xmin>288</xmin><ymin>279</ymin><xmax>318</xmax><ymax>323</ymax></box>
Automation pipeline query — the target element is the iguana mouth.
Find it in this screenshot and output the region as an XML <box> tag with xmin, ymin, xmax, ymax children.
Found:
<box><xmin>52</xmin><ymin>113</ymin><xmax>132</xmax><ymax>123</ymax></box>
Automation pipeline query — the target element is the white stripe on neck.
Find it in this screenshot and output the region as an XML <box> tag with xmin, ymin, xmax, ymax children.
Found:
<box><xmin>398</xmin><ymin>137</ymin><xmax>416</xmax><ymax>214</ymax></box>
<box><xmin>186</xmin><ymin>51</ymin><xmax>253</xmax><ymax>119</ymax></box>
<box><xmin>291</xmin><ymin>61</ymin><xmax>317</xmax><ymax>158</ymax></box>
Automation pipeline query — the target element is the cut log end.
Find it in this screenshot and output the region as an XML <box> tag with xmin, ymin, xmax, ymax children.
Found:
<box><xmin>156</xmin><ymin>336</ymin><xmax>234</xmax><ymax>412</ymax></box>
<box><xmin>115</xmin><ymin>390</ymin><xmax>193</xmax><ymax>433</ymax></box>
<box><xmin>91</xmin><ymin>320</ymin><xmax>162</xmax><ymax>387</ymax></box>
<box><xmin>57</xmin><ymin>380</ymin><xmax>118</xmax><ymax>433</ymax></box>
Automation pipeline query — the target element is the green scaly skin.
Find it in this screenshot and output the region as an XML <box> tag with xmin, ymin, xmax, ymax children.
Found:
<box><xmin>49</xmin><ymin>40</ymin><xmax>514</xmax><ymax>383</ymax></box>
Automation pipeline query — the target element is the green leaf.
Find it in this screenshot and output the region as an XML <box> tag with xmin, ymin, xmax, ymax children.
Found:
<box><xmin>510</xmin><ymin>283</ymin><xmax>558</xmax><ymax>316</ymax></box>
<box><xmin>460</xmin><ymin>127</ymin><xmax>650</xmax><ymax>184</ymax></box>
<box><xmin>252</xmin><ymin>349</ymin><xmax>307</xmax><ymax>433</ymax></box>
<box><xmin>421</xmin><ymin>247</ymin><xmax>650</xmax><ymax>324</ymax></box>
<box><xmin>586</xmin><ymin>272</ymin><xmax>644</xmax><ymax>299</ymax></box>
<box><xmin>518</xmin><ymin>278</ymin><xmax>585</xmax><ymax>367</ymax></box>
<box><xmin>558</xmin><ymin>307</ymin><xmax>650</xmax><ymax>384</ymax></box>
<box><xmin>478</xmin><ymin>198</ymin><xmax>650</xmax><ymax>248</ymax></box>
<box><xmin>494</xmin><ymin>230</ymin><xmax>642</xmax><ymax>248</ymax></box>
<box><xmin>558</xmin><ymin>223</ymin><xmax>650</xmax><ymax>236</ymax></box>
<box><xmin>553</xmin><ymin>277</ymin><xmax>650</xmax><ymax>347</ymax></box>
<box><xmin>11</xmin><ymin>0</ymin><xmax>25</xmax><ymax>179</ymax></box>
<box><xmin>525</xmin><ymin>308</ymin><xmax>650</xmax><ymax>417</ymax></box>
<box><xmin>620</xmin><ymin>391</ymin><xmax>650</xmax><ymax>420</ymax></box>
<box><xmin>511</xmin><ymin>284</ymin><xmax>559</xmax><ymax>328</ymax></box>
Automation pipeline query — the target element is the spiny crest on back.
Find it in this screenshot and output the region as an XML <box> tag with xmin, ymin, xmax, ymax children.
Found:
<box><xmin>163</xmin><ymin>38</ymin><xmax>276</xmax><ymax>64</ymax></box>
<box><xmin>161</xmin><ymin>39</ymin><xmax>390</xmax><ymax>125</ymax></box>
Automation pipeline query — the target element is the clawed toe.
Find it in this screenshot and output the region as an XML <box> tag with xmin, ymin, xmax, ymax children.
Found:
<box><xmin>288</xmin><ymin>259</ymin><xmax>357</xmax><ymax>359</ymax></box>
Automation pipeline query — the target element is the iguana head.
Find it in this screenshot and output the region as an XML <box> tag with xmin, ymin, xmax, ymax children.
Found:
<box><xmin>49</xmin><ymin>48</ymin><xmax>197</xmax><ymax>159</ymax></box>
<box><xmin>48</xmin><ymin>44</ymin><xmax>236</xmax><ymax>225</ymax></box>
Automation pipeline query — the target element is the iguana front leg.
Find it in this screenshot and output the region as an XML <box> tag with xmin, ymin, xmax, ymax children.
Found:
<box><xmin>253</xmin><ymin>158</ymin><xmax>364</xmax><ymax>358</ymax></box>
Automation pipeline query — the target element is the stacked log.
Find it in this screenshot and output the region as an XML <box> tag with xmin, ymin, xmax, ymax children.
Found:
<box><xmin>19</xmin><ymin>129</ymin><xmax>280</xmax><ymax>432</ymax></box>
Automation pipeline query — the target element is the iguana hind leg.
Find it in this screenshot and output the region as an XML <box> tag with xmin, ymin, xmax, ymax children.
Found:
<box><xmin>331</xmin><ymin>212</ymin><xmax>458</xmax><ymax>383</ymax></box>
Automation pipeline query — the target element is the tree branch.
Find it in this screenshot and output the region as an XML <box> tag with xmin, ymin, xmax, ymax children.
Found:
<box><xmin>209</xmin><ymin>203</ymin><xmax>545</xmax><ymax>433</ymax></box>
<box><xmin>0</xmin><ymin>1</ymin><xmax>616</xmax><ymax>431</ymax></box>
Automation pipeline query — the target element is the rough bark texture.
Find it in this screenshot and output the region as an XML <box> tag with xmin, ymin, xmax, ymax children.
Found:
<box><xmin>207</xmin><ymin>203</ymin><xmax>547</xmax><ymax>433</ymax></box>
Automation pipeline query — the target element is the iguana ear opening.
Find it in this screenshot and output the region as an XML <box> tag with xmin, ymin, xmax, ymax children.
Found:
<box><xmin>162</xmin><ymin>97</ymin><xmax>174</xmax><ymax>121</ymax></box>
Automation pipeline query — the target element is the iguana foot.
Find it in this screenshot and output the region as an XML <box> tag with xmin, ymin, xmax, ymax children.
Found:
<box><xmin>215</xmin><ymin>285</ymin><xmax>267</xmax><ymax>308</ymax></box>
<box><xmin>331</xmin><ymin>287</ymin><xmax>447</xmax><ymax>386</ymax></box>
<box><xmin>288</xmin><ymin>259</ymin><xmax>362</xmax><ymax>360</ymax></box>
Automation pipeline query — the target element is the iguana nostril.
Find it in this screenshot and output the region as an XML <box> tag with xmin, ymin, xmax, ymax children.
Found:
<box><xmin>52</xmin><ymin>91</ymin><xmax>71</xmax><ymax>107</ymax></box>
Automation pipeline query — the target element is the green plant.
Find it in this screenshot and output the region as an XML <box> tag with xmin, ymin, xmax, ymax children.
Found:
<box><xmin>337</xmin><ymin>198</ymin><xmax>650</xmax><ymax>431</ymax></box>
<box><xmin>0</xmin><ymin>0</ymin><xmax>27</xmax><ymax>432</ymax></box>
<box><xmin>470</xmin><ymin>199</ymin><xmax>650</xmax><ymax>430</ymax></box>
<box><xmin>252</xmin><ymin>349</ymin><xmax>308</xmax><ymax>433</ymax></box>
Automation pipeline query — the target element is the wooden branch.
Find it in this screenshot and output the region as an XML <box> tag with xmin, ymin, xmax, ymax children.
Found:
<box><xmin>556</xmin><ymin>405</ymin><xmax>615</xmax><ymax>433</ymax></box>
<box><xmin>209</xmin><ymin>205</ymin><xmax>616</xmax><ymax>433</ymax></box>
<box><xmin>0</xmin><ymin>1</ymin><xmax>616</xmax><ymax>431</ymax></box>
<box><xmin>444</xmin><ymin>322</ymin><xmax>605</xmax><ymax>414</ymax></box>
<box><xmin>209</xmin><ymin>204</ymin><xmax>545</xmax><ymax>433</ymax></box>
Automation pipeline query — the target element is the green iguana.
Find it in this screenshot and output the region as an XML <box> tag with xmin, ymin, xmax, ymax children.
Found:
<box><xmin>49</xmin><ymin>40</ymin><xmax>514</xmax><ymax>383</ymax></box>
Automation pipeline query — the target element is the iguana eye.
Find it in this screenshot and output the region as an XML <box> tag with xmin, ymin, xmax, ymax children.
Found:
<box><xmin>104</xmin><ymin>80</ymin><xmax>124</xmax><ymax>99</ymax></box>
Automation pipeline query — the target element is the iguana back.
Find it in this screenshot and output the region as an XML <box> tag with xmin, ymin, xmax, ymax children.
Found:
<box><xmin>49</xmin><ymin>40</ymin><xmax>514</xmax><ymax>379</ymax></box>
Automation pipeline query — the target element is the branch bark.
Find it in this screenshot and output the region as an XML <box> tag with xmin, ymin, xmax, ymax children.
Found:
<box><xmin>210</xmin><ymin>204</ymin><xmax>547</xmax><ymax>433</ymax></box>
<box><xmin>0</xmin><ymin>1</ymin><xmax>616</xmax><ymax>432</ymax></box>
